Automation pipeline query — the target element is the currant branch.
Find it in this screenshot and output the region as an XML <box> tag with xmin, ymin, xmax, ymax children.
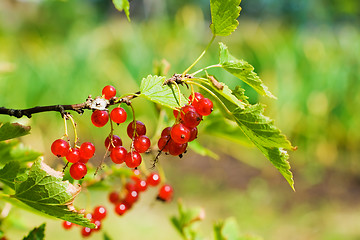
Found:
<box><xmin>0</xmin><ymin>92</ymin><xmax>140</xmax><ymax>119</ymax></box>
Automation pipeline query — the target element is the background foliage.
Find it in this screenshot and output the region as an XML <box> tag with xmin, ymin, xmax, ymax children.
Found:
<box><xmin>0</xmin><ymin>0</ymin><xmax>360</xmax><ymax>239</ymax></box>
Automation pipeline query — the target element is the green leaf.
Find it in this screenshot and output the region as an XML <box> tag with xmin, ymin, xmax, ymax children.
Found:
<box><xmin>23</xmin><ymin>223</ymin><xmax>45</xmax><ymax>240</ymax></box>
<box><xmin>0</xmin><ymin>140</ymin><xmax>42</xmax><ymax>166</ymax></box>
<box><xmin>13</xmin><ymin>159</ymin><xmax>94</xmax><ymax>228</ymax></box>
<box><xmin>214</xmin><ymin>218</ymin><xmax>263</xmax><ymax>240</ymax></box>
<box><xmin>0</xmin><ymin>161</ymin><xmax>25</xmax><ymax>189</ymax></box>
<box><xmin>171</xmin><ymin>201</ymin><xmax>205</xmax><ymax>240</ymax></box>
<box><xmin>202</xmin><ymin>113</ymin><xmax>252</xmax><ymax>147</ymax></box>
<box><xmin>232</xmin><ymin>105</ymin><xmax>295</xmax><ymax>190</ymax></box>
<box><xmin>210</xmin><ymin>0</ymin><xmax>241</xmax><ymax>36</ymax></box>
<box><xmin>196</xmin><ymin>77</ymin><xmax>245</xmax><ymax>120</ymax></box>
<box><xmin>140</xmin><ymin>75</ymin><xmax>186</xmax><ymax>110</ymax></box>
<box><xmin>197</xmin><ymin>79</ymin><xmax>294</xmax><ymax>189</ymax></box>
<box><xmin>112</xmin><ymin>0</ymin><xmax>130</xmax><ymax>21</ymax></box>
<box><xmin>232</xmin><ymin>86</ymin><xmax>249</xmax><ymax>104</ymax></box>
<box><xmin>214</xmin><ymin>218</ymin><xmax>240</xmax><ymax>240</ymax></box>
<box><xmin>219</xmin><ymin>43</ymin><xmax>275</xmax><ymax>98</ymax></box>
<box><xmin>188</xmin><ymin>141</ymin><xmax>219</xmax><ymax>160</ymax></box>
<box><xmin>0</xmin><ymin>122</ymin><xmax>31</xmax><ymax>141</ymax></box>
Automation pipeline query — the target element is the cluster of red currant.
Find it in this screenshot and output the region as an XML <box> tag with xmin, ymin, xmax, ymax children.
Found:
<box><xmin>107</xmin><ymin>120</ymin><xmax>151</xmax><ymax>168</ymax></box>
<box><xmin>157</xmin><ymin>92</ymin><xmax>213</xmax><ymax>156</ymax></box>
<box><xmin>51</xmin><ymin>139</ymin><xmax>95</xmax><ymax>180</ymax></box>
<box><xmin>91</xmin><ymin>85</ymin><xmax>151</xmax><ymax>169</ymax></box>
<box><xmin>109</xmin><ymin>170</ymin><xmax>173</xmax><ymax>217</ymax></box>
<box><xmin>62</xmin><ymin>205</ymin><xmax>106</xmax><ymax>238</ymax></box>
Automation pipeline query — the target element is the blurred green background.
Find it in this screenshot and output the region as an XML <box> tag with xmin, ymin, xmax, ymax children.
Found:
<box><xmin>1</xmin><ymin>0</ymin><xmax>360</xmax><ymax>239</ymax></box>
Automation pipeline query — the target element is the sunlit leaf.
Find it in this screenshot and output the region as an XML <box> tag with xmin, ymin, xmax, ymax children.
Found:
<box><xmin>0</xmin><ymin>122</ymin><xmax>30</xmax><ymax>141</ymax></box>
<box><xmin>219</xmin><ymin>43</ymin><xmax>275</xmax><ymax>98</ymax></box>
<box><xmin>0</xmin><ymin>161</ymin><xmax>25</xmax><ymax>189</ymax></box>
<box><xmin>210</xmin><ymin>0</ymin><xmax>241</xmax><ymax>36</ymax></box>
<box><xmin>13</xmin><ymin>159</ymin><xmax>94</xmax><ymax>228</ymax></box>
<box><xmin>23</xmin><ymin>223</ymin><xmax>45</xmax><ymax>240</ymax></box>
<box><xmin>140</xmin><ymin>75</ymin><xmax>186</xmax><ymax>109</ymax></box>
<box><xmin>197</xmin><ymin>79</ymin><xmax>294</xmax><ymax>189</ymax></box>
<box><xmin>112</xmin><ymin>0</ymin><xmax>130</xmax><ymax>21</ymax></box>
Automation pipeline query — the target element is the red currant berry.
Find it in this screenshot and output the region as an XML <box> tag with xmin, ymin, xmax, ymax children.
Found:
<box><xmin>124</xmin><ymin>190</ymin><xmax>139</xmax><ymax>205</ymax></box>
<box><xmin>194</xmin><ymin>98</ymin><xmax>213</xmax><ymax>116</ymax></box>
<box><xmin>158</xmin><ymin>184</ymin><xmax>174</xmax><ymax>202</ymax></box>
<box><xmin>114</xmin><ymin>202</ymin><xmax>127</xmax><ymax>216</ymax></box>
<box><xmin>66</xmin><ymin>147</ymin><xmax>81</xmax><ymax>163</ymax></box>
<box><xmin>79</xmin><ymin>142</ymin><xmax>95</xmax><ymax>160</ymax></box>
<box><xmin>92</xmin><ymin>219</ymin><xmax>101</xmax><ymax>231</ymax></box>
<box><xmin>91</xmin><ymin>110</ymin><xmax>109</xmax><ymax>127</ymax></box>
<box><xmin>51</xmin><ymin>139</ymin><xmax>69</xmax><ymax>157</ymax></box>
<box><xmin>125</xmin><ymin>151</ymin><xmax>142</xmax><ymax>168</ymax></box>
<box><xmin>146</xmin><ymin>172</ymin><xmax>161</xmax><ymax>186</ymax></box>
<box><xmin>173</xmin><ymin>109</ymin><xmax>180</xmax><ymax>118</ymax></box>
<box><xmin>183</xmin><ymin>110</ymin><xmax>202</xmax><ymax>128</ymax></box>
<box><xmin>189</xmin><ymin>92</ymin><xmax>204</xmax><ymax>104</ymax></box>
<box><xmin>93</xmin><ymin>206</ymin><xmax>107</xmax><ymax>221</ymax></box>
<box><xmin>110</xmin><ymin>107</ymin><xmax>127</xmax><ymax>124</ymax></box>
<box><xmin>133</xmin><ymin>135</ymin><xmax>151</xmax><ymax>153</ymax></box>
<box><xmin>134</xmin><ymin>179</ymin><xmax>147</xmax><ymax>192</ymax></box>
<box><xmin>188</xmin><ymin>127</ymin><xmax>198</xmax><ymax>142</ymax></box>
<box><xmin>69</xmin><ymin>162</ymin><xmax>87</xmax><ymax>180</ymax></box>
<box><xmin>81</xmin><ymin>227</ymin><xmax>92</xmax><ymax>237</ymax></box>
<box><xmin>170</xmin><ymin>123</ymin><xmax>190</xmax><ymax>144</ymax></box>
<box><xmin>168</xmin><ymin>140</ymin><xmax>187</xmax><ymax>156</ymax></box>
<box><xmin>180</xmin><ymin>105</ymin><xmax>196</xmax><ymax>121</ymax></box>
<box><xmin>78</xmin><ymin>157</ymin><xmax>89</xmax><ymax>164</ymax></box>
<box><xmin>133</xmin><ymin>169</ymin><xmax>141</xmax><ymax>178</ymax></box>
<box><xmin>158</xmin><ymin>136</ymin><xmax>170</xmax><ymax>152</ymax></box>
<box><xmin>102</xmin><ymin>85</ymin><xmax>116</xmax><ymax>100</ymax></box>
<box><xmin>105</xmin><ymin>135</ymin><xmax>122</xmax><ymax>151</ymax></box>
<box><xmin>161</xmin><ymin>127</ymin><xmax>172</xmax><ymax>137</ymax></box>
<box><xmin>85</xmin><ymin>213</ymin><xmax>93</xmax><ymax>220</ymax></box>
<box><xmin>110</xmin><ymin>146</ymin><xmax>127</xmax><ymax>164</ymax></box>
<box><xmin>109</xmin><ymin>191</ymin><xmax>120</xmax><ymax>204</ymax></box>
<box><xmin>62</xmin><ymin>221</ymin><xmax>73</xmax><ymax>230</ymax></box>
<box><xmin>125</xmin><ymin>182</ymin><xmax>137</xmax><ymax>192</ymax></box>
<box><xmin>127</xmin><ymin>121</ymin><xmax>146</xmax><ymax>139</ymax></box>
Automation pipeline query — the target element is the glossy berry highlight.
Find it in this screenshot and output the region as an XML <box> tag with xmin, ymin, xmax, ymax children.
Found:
<box><xmin>69</xmin><ymin>162</ymin><xmax>87</xmax><ymax>180</ymax></box>
<box><xmin>170</xmin><ymin>123</ymin><xmax>190</xmax><ymax>144</ymax></box>
<box><xmin>127</xmin><ymin>121</ymin><xmax>146</xmax><ymax>139</ymax></box>
<box><xmin>147</xmin><ymin>172</ymin><xmax>161</xmax><ymax>186</ymax></box>
<box><xmin>105</xmin><ymin>135</ymin><xmax>122</xmax><ymax>151</ymax></box>
<box><xmin>110</xmin><ymin>107</ymin><xmax>127</xmax><ymax>124</ymax></box>
<box><xmin>125</xmin><ymin>151</ymin><xmax>142</xmax><ymax>168</ymax></box>
<box><xmin>102</xmin><ymin>85</ymin><xmax>116</xmax><ymax>100</ymax></box>
<box><xmin>79</xmin><ymin>142</ymin><xmax>95</xmax><ymax>160</ymax></box>
<box><xmin>91</xmin><ymin>110</ymin><xmax>109</xmax><ymax>127</ymax></box>
<box><xmin>93</xmin><ymin>206</ymin><xmax>107</xmax><ymax>221</ymax></box>
<box><xmin>110</xmin><ymin>146</ymin><xmax>127</xmax><ymax>164</ymax></box>
<box><xmin>66</xmin><ymin>147</ymin><xmax>81</xmax><ymax>163</ymax></box>
<box><xmin>157</xmin><ymin>184</ymin><xmax>174</xmax><ymax>202</ymax></box>
<box><xmin>133</xmin><ymin>135</ymin><xmax>151</xmax><ymax>153</ymax></box>
<box><xmin>194</xmin><ymin>98</ymin><xmax>213</xmax><ymax>116</ymax></box>
<box><xmin>51</xmin><ymin>139</ymin><xmax>70</xmax><ymax>157</ymax></box>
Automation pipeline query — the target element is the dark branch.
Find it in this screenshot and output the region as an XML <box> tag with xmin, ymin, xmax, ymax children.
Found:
<box><xmin>0</xmin><ymin>92</ymin><xmax>141</xmax><ymax>119</ymax></box>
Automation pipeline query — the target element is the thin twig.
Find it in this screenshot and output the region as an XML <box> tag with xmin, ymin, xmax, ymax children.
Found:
<box><xmin>0</xmin><ymin>92</ymin><xmax>140</xmax><ymax>119</ymax></box>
